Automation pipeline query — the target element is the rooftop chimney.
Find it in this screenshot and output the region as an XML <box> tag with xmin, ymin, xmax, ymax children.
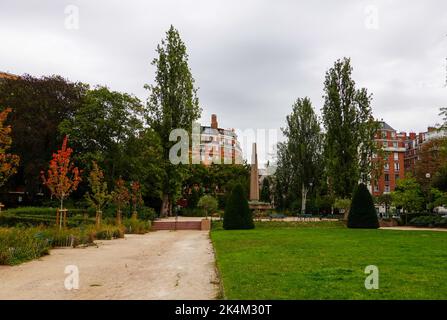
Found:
<box><xmin>211</xmin><ymin>114</ymin><xmax>218</xmax><ymax>129</ymax></box>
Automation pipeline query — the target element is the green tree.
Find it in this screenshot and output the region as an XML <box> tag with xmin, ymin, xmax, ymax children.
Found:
<box><xmin>429</xmin><ymin>187</ymin><xmax>447</xmax><ymax>210</ymax></box>
<box><xmin>85</xmin><ymin>162</ymin><xmax>111</xmax><ymax>226</ymax></box>
<box><xmin>197</xmin><ymin>195</ymin><xmax>218</xmax><ymax>219</ymax></box>
<box><xmin>347</xmin><ymin>183</ymin><xmax>379</xmax><ymax>229</ymax></box>
<box><xmin>188</xmin><ymin>187</ymin><xmax>201</xmax><ymax>209</ymax></box>
<box><xmin>273</xmin><ymin>142</ymin><xmax>294</xmax><ymax>210</ymax></box>
<box><xmin>282</xmin><ymin>97</ymin><xmax>323</xmax><ymax>214</ymax></box>
<box><xmin>260</xmin><ymin>177</ymin><xmax>271</xmax><ymax>203</ymax></box>
<box><xmin>391</xmin><ymin>174</ymin><xmax>425</xmax><ymax>223</ymax></box>
<box><xmin>356</xmin><ymin>88</ymin><xmax>381</xmax><ymax>184</ymax></box>
<box><xmin>146</xmin><ymin>25</ymin><xmax>201</xmax><ymax>216</ymax></box>
<box><xmin>376</xmin><ymin>193</ymin><xmax>392</xmax><ymax>215</ymax></box>
<box><xmin>322</xmin><ymin>58</ymin><xmax>378</xmax><ymax>199</ymax></box>
<box><xmin>130</xmin><ymin>181</ymin><xmax>144</xmax><ymax>218</ymax></box>
<box><xmin>440</xmin><ymin>106</ymin><xmax>447</xmax><ymax>129</ymax></box>
<box><xmin>433</xmin><ymin>164</ymin><xmax>447</xmax><ymax>192</ymax></box>
<box><xmin>334</xmin><ymin>198</ymin><xmax>351</xmax><ymax>220</ymax></box>
<box><xmin>0</xmin><ymin>74</ymin><xmax>87</xmax><ymax>199</ymax></box>
<box><xmin>223</xmin><ymin>184</ymin><xmax>254</xmax><ymax>230</ymax></box>
<box><xmin>59</xmin><ymin>86</ymin><xmax>145</xmax><ymax>185</ymax></box>
<box><xmin>111</xmin><ymin>177</ymin><xmax>130</xmax><ymax>225</ymax></box>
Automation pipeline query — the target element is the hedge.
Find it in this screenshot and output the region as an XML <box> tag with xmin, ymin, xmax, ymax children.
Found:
<box><xmin>409</xmin><ymin>215</ymin><xmax>447</xmax><ymax>228</ymax></box>
<box><xmin>347</xmin><ymin>183</ymin><xmax>379</xmax><ymax>229</ymax></box>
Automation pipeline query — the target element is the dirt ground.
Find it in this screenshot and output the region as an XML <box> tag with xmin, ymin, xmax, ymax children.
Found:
<box><xmin>0</xmin><ymin>231</ymin><xmax>219</xmax><ymax>300</ymax></box>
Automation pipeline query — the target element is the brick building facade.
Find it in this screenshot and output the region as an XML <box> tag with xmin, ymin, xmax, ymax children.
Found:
<box><xmin>371</xmin><ymin>121</ymin><xmax>406</xmax><ymax>196</ymax></box>
<box><xmin>372</xmin><ymin>121</ymin><xmax>447</xmax><ymax>198</ymax></box>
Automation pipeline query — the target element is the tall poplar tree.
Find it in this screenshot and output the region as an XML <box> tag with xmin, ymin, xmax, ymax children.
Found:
<box><xmin>146</xmin><ymin>25</ymin><xmax>201</xmax><ymax>216</ymax></box>
<box><xmin>282</xmin><ymin>97</ymin><xmax>323</xmax><ymax>214</ymax></box>
<box><xmin>322</xmin><ymin>58</ymin><xmax>378</xmax><ymax>198</ymax></box>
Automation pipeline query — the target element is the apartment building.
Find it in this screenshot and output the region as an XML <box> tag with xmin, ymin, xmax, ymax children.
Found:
<box><xmin>405</xmin><ymin>126</ymin><xmax>447</xmax><ymax>175</ymax></box>
<box><xmin>371</xmin><ymin>121</ymin><xmax>406</xmax><ymax>196</ymax></box>
<box><xmin>191</xmin><ymin>114</ymin><xmax>243</xmax><ymax>165</ymax></box>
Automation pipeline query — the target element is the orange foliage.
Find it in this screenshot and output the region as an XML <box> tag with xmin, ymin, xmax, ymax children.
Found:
<box><xmin>0</xmin><ymin>108</ymin><xmax>20</xmax><ymax>187</ymax></box>
<box><xmin>41</xmin><ymin>136</ymin><xmax>81</xmax><ymax>208</ymax></box>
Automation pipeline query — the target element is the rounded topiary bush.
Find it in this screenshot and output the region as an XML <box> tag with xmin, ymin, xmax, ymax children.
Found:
<box><xmin>347</xmin><ymin>183</ymin><xmax>379</xmax><ymax>229</ymax></box>
<box><xmin>223</xmin><ymin>184</ymin><xmax>254</xmax><ymax>230</ymax></box>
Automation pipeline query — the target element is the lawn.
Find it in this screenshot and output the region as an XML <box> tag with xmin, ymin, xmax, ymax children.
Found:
<box><xmin>211</xmin><ymin>221</ymin><xmax>447</xmax><ymax>299</ymax></box>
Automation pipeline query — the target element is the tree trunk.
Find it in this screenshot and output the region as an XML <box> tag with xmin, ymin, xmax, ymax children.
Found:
<box><xmin>343</xmin><ymin>208</ymin><xmax>350</xmax><ymax>221</ymax></box>
<box><xmin>161</xmin><ymin>194</ymin><xmax>170</xmax><ymax>217</ymax></box>
<box><xmin>96</xmin><ymin>210</ymin><xmax>102</xmax><ymax>227</ymax></box>
<box><xmin>301</xmin><ymin>184</ymin><xmax>308</xmax><ymax>215</ymax></box>
<box><xmin>116</xmin><ymin>208</ymin><xmax>122</xmax><ymax>225</ymax></box>
<box><xmin>59</xmin><ymin>197</ymin><xmax>64</xmax><ymax>229</ymax></box>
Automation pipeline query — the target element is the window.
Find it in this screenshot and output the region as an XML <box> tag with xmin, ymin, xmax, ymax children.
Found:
<box><xmin>393</xmin><ymin>142</ymin><xmax>398</xmax><ymax>148</ymax></box>
<box><xmin>394</xmin><ymin>152</ymin><xmax>398</xmax><ymax>160</ymax></box>
<box><xmin>374</xmin><ymin>185</ymin><xmax>379</xmax><ymax>192</ymax></box>
<box><xmin>385</xmin><ymin>186</ymin><xmax>390</xmax><ymax>193</ymax></box>
<box><xmin>384</xmin><ymin>163</ymin><xmax>389</xmax><ymax>170</ymax></box>
<box><xmin>395</xmin><ymin>174</ymin><xmax>400</xmax><ymax>181</ymax></box>
<box><xmin>383</xmin><ymin>141</ymin><xmax>388</xmax><ymax>148</ymax></box>
<box><xmin>394</xmin><ymin>162</ymin><xmax>400</xmax><ymax>171</ymax></box>
<box><xmin>391</xmin><ymin>132</ymin><xmax>396</xmax><ymax>138</ymax></box>
<box><xmin>381</xmin><ymin>131</ymin><xmax>387</xmax><ymax>139</ymax></box>
<box><xmin>385</xmin><ymin>174</ymin><xmax>390</xmax><ymax>182</ymax></box>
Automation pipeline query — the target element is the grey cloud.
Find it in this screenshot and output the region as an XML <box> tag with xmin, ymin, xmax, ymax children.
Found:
<box><xmin>0</xmin><ymin>0</ymin><xmax>446</xmax><ymax>164</ymax></box>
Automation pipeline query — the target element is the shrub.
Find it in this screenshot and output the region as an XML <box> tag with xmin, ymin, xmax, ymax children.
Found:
<box><xmin>2</xmin><ymin>207</ymin><xmax>94</xmax><ymax>216</ymax></box>
<box><xmin>94</xmin><ymin>225</ymin><xmax>125</xmax><ymax>240</ymax></box>
<box><xmin>223</xmin><ymin>184</ymin><xmax>254</xmax><ymax>230</ymax></box>
<box><xmin>0</xmin><ymin>223</ymin><xmax>126</xmax><ymax>266</ymax></box>
<box><xmin>138</xmin><ymin>207</ymin><xmax>157</xmax><ymax>221</ymax></box>
<box><xmin>347</xmin><ymin>183</ymin><xmax>379</xmax><ymax>229</ymax></box>
<box><xmin>0</xmin><ymin>227</ymin><xmax>51</xmax><ymax>265</ymax></box>
<box><xmin>197</xmin><ymin>195</ymin><xmax>218</xmax><ymax>218</ymax></box>
<box><xmin>0</xmin><ymin>212</ymin><xmax>95</xmax><ymax>228</ymax></box>
<box><xmin>38</xmin><ymin>226</ymin><xmax>95</xmax><ymax>247</ymax></box>
<box><xmin>409</xmin><ymin>215</ymin><xmax>447</xmax><ymax>228</ymax></box>
<box><xmin>123</xmin><ymin>218</ymin><xmax>151</xmax><ymax>234</ymax></box>
<box><xmin>188</xmin><ymin>188</ymin><xmax>201</xmax><ymax>209</ymax></box>
<box><xmin>180</xmin><ymin>207</ymin><xmax>206</xmax><ymax>217</ymax></box>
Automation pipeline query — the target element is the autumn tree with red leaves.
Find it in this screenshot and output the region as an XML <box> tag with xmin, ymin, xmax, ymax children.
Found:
<box><xmin>0</xmin><ymin>108</ymin><xmax>20</xmax><ymax>188</ymax></box>
<box><xmin>41</xmin><ymin>136</ymin><xmax>81</xmax><ymax>212</ymax></box>
<box><xmin>112</xmin><ymin>177</ymin><xmax>130</xmax><ymax>225</ymax></box>
<box><xmin>130</xmin><ymin>181</ymin><xmax>144</xmax><ymax>219</ymax></box>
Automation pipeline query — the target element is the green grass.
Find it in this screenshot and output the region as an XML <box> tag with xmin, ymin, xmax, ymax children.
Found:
<box><xmin>211</xmin><ymin>221</ymin><xmax>447</xmax><ymax>299</ymax></box>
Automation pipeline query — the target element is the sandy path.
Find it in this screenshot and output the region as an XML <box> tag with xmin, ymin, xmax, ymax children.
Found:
<box><xmin>380</xmin><ymin>226</ymin><xmax>447</xmax><ymax>232</ymax></box>
<box><xmin>0</xmin><ymin>231</ymin><xmax>219</xmax><ymax>300</ymax></box>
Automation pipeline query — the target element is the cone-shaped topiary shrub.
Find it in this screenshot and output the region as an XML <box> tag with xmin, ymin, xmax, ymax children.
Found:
<box><xmin>347</xmin><ymin>183</ymin><xmax>379</xmax><ymax>229</ymax></box>
<box><xmin>223</xmin><ymin>183</ymin><xmax>254</xmax><ymax>230</ymax></box>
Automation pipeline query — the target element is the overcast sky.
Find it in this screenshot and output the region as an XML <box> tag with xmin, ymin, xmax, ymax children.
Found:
<box><xmin>1</xmin><ymin>0</ymin><xmax>446</xmax><ymax>163</ymax></box>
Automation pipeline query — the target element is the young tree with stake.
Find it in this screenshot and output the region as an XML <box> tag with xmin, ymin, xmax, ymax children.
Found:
<box><xmin>85</xmin><ymin>161</ymin><xmax>111</xmax><ymax>227</ymax></box>
<box><xmin>112</xmin><ymin>177</ymin><xmax>130</xmax><ymax>225</ymax></box>
<box><xmin>41</xmin><ymin>136</ymin><xmax>81</xmax><ymax>228</ymax></box>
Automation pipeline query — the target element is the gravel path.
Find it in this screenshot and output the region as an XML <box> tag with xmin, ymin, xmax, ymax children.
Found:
<box><xmin>380</xmin><ymin>226</ymin><xmax>447</xmax><ymax>232</ymax></box>
<box><xmin>0</xmin><ymin>231</ymin><xmax>219</xmax><ymax>300</ymax></box>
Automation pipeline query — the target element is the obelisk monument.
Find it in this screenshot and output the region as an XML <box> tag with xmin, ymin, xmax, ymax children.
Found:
<box><xmin>249</xmin><ymin>143</ymin><xmax>259</xmax><ymax>201</ymax></box>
